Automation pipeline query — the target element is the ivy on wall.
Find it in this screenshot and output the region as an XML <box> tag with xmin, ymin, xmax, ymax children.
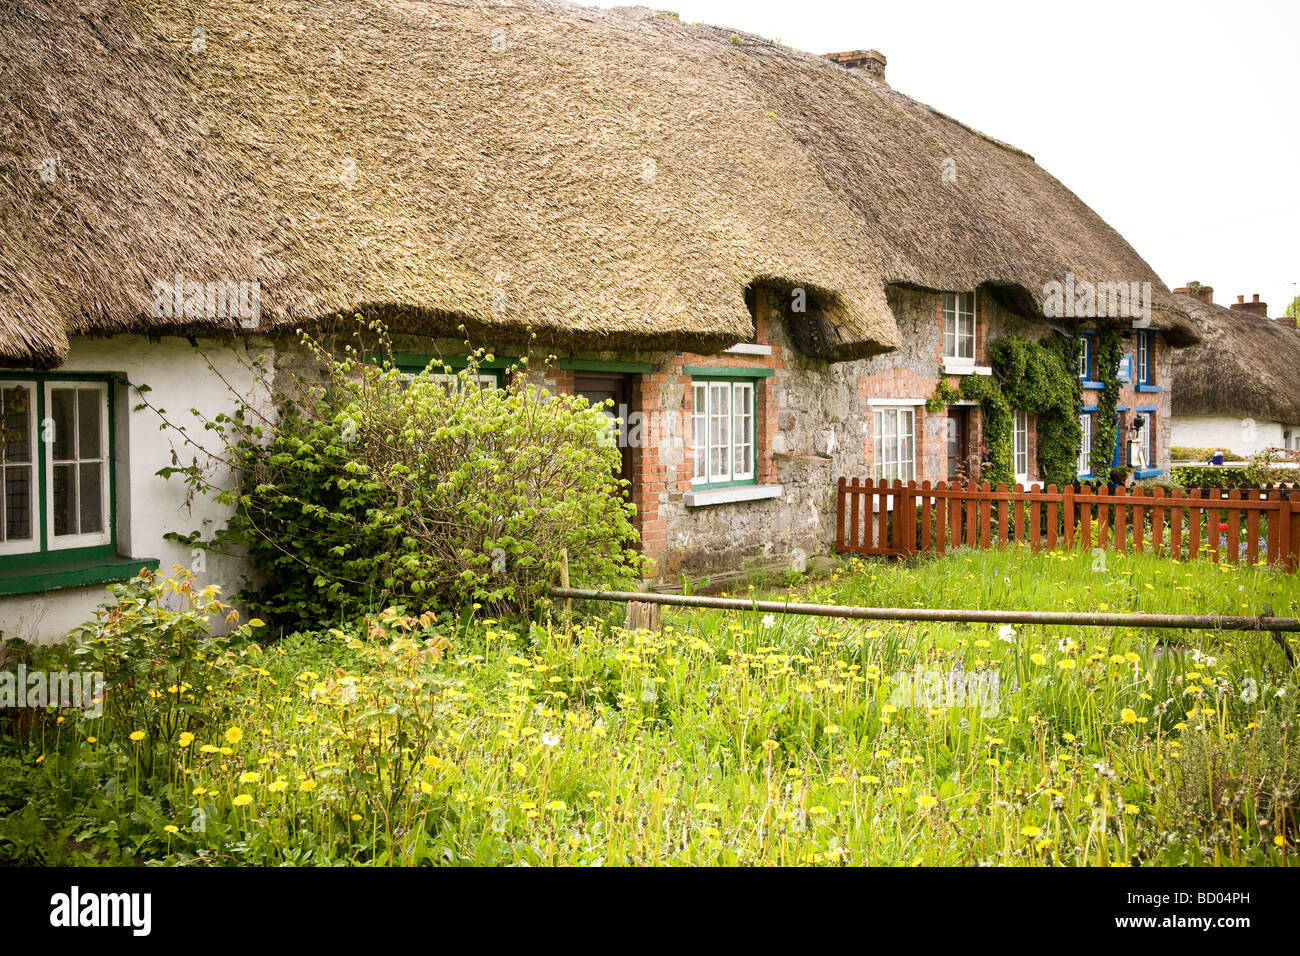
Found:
<box><xmin>927</xmin><ymin>333</ymin><xmax>1083</xmax><ymax>487</ymax></box>
<box><xmin>1091</xmin><ymin>328</ymin><xmax>1123</xmax><ymax>479</ymax></box>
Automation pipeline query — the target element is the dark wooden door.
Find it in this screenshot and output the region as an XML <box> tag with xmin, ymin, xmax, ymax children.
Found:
<box><xmin>574</xmin><ymin>373</ymin><xmax>633</xmax><ymax>493</ymax></box>
<box><xmin>945</xmin><ymin>408</ymin><xmax>969</xmax><ymax>480</ymax></box>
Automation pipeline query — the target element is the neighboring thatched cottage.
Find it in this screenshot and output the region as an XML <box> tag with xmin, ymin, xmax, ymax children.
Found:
<box><xmin>1170</xmin><ymin>287</ymin><xmax>1300</xmax><ymax>456</ymax></box>
<box><xmin>0</xmin><ymin>0</ymin><xmax>1195</xmax><ymax>639</ymax></box>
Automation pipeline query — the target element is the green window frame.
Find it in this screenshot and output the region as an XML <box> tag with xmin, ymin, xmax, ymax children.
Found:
<box><xmin>364</xmin><ymin>352</ymin><xmax>515</xmax><ymax>388</ymax></box>
<box><xmin>690</xmin><ymin>376</ymin><xmax>757</xmax><ymax>488</ymax></box>
<box><xmin>0</xmin><ymin>372</ymin><xmax>121</xmax><ymax>573</ymax></box>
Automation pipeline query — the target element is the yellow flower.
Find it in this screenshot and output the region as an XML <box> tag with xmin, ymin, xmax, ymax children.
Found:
<box><xmin>224</xmin><ymin>726</ymin><xmax>243</xmax><ymax>745</ymax></box>
<box><xmin>1275</xmin><ymin>835</ymin><xmax>1286</xmax><ymax>848</ymax></box>
<box><xmin>1021</xmin><ymin>825</ymin><xmax>1042</xmax><ymax>837</ymax></box>
<box><xmin>178</xmin><ymin>732</ymin><xmax>195</xmax><ymax>748</ymax></box>
<box><xmin>129</xmin><ymin>731</ymin><xmax>146</xmax><ymax>742</ymax></box>
<box><xmin>1057</xmin><ymin>659</ymin><xmax>1076</xmax><ymax>671</ymax></box>
<box><xmin>1030</xmin><ymin>653</ymin><xmax>1046</xmax><ymax>666</ymax></box>
<box><xmin>232</xmin><ymin>794</ymin><xmax>253</xmax><ymax>807</ymax></box>
<box><xmin>268</xmin><ymin>780</ymin><xmax>288</xmax><ymax>793</ymax></box>
<box><xmin>917</xmin><ymin>795</ymin><xmax>938</xmax><ymax>810</ymax></box>
<box><xmin>299</xmin><ymin>779</ymin><xmax>317</xmax><ymax>793</ymax></box>
<box><xmin>238</xmin><ymin>771</ymin><xmax>260</xmax><ymax>784</ymax></box>
<box><xmin>164</xmin><ymin>825</ymin><xmax>179</xmax><ymax>834</ymax></box>
<box><xmin>1120</xmin><ymin>708</ymin><xmax>1139</xmax><ymax>725</ymax></box>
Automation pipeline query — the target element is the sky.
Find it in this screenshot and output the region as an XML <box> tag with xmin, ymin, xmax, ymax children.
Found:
<box><xmin>585</xmin><ymin>0</ymin><xmax>1300</xmax><ymax>317</ymax></box>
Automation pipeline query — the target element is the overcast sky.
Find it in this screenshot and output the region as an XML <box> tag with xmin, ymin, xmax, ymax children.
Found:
<box><xmin>587</xmin><ymin>0</ymin><xmax>1300</xmax><ymax>317</ymax></box>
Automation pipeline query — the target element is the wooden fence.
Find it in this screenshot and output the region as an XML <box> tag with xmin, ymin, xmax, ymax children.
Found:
<box><xmin>835</xmin><ymin>478</ymin><xmax>1300</xmax><ymax>570</ymax></box>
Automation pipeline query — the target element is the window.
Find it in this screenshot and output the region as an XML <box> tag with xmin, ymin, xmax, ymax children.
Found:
<box><xmin>0</xmin><ymin>376</ymin><xmax>113</xmax><ymax>561</ymax></box>
<box><xmin>942</xmin><ymin>292</ymin><xmax>976</xmax><ymax>363</ymax></box>
<box><xmin>1136</xmin><ymin>331</ymin><xmax>1151</xmax><ymax>384</ymax></box>
<box><xmin>691</xmin><ymin>379</ymin><xmax>754</xmax><ymax>486</ymax></box>
<box><xmin>1078</xmin><ymin>336</ymin><xmax>1091</xmax><ymax>379</ymax></box>
<box><xmin>1139</xmin><ymin>410</ymin><xmax>1154</xmax><ymax>467</ymax></box>
<box><xmin>1078</xmin><ymin>413</ymin><xmax>1093</xmax><ymax>477</ymax></box>
<box><xmin>1013</xmin><ymin>410</ymin><xmax>1029</xmax><ymax>483</ymax></box>
<box><xmin>1</xmin><ymin>384</ymin><xmax>36</xmax><ymax>555</ymax></box>
<box><xmin>872</xmin><ymin>407</ymin><xmax>915</xmax><ymax>481</ymax></box>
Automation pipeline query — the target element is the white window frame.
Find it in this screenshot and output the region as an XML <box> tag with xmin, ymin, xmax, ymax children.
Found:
<box><xmin>1136</xmin><ymin>331</ymin><xmax>1150</xmax><ymax>384</ymax></box>
<box><xmin>1013</xmin><ymin>410</ymin><xmax>1030</xmax><ymax>485</ymax></box>
<box><xmin>942</xmin><ymin>292</ymin><xmax>976</xmax><ymax>365</ymax></box>
<box><xmin>1140</xmin><ymin>410</ymin><xmax>1154</xmax><ymax>468</ymax></box>
<box><xmin>44</xmin><ymin>380</ymin><xmax>111</xmax><ymax>550</ymax></box>
<box><xmin>1078</xmin><ymin>413</ymin><xmax>1093</xmax><ymax>477</ymax></box>
<box><xmin>1078</xmin><ymin>336</ymin><xmax>1090</xmax><ymax>379</ymax></box>
<box><xmin>871</xmin><ymin>405</ymin><xmax>916</xmax><ymax>482</ymax></box>
<box><xmin>0</xmin><ymin>381</ymin><xmax>38</xmax><ymax>556</ymax></box>
<box><xmin>691</xmin><ymin>378</ymin><xmax>755</xmax><ymax>487</ymax></box>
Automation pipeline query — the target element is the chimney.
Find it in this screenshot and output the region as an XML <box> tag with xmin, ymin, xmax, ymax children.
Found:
<box><xmin>824</xmin><ymin>49</ymin><xmax>887</xmax><ymax>85</ymax></box>
<box><xmin>1229</xmin><ymin>293</ymin><xmax>1268</xmax><ymax>318</ymax></box>
<box><xmin>1172</xmin><ymin>283</ymin><xmax>1214</xmax><ymax>305</ymax></box>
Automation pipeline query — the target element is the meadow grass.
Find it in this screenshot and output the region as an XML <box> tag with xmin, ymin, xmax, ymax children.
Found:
<box><xmin>2</xmin><ymin>548</ymin><xmax>1297</xmax><ymax>866</ymax></box>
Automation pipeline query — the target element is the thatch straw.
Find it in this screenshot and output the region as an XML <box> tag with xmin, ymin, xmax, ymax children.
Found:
<box><xmin>1171</xmin><ymin>293</ymin><xmax>1300</xmax><ymax>423</ymax></box>
<box><xmin>0</xmin><ymin>0</ymin><xmax>1193</xmax><ymax>368</ymax></box>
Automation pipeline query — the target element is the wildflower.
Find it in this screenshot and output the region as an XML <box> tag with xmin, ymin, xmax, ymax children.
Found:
<box><xmin>541</xmin><ymin>731</ymin><xmax>560</xmax><ymax>748</ymax></box>
<box><xmin>1020</xmin><ymin>825</ymin><xmax>1042</xmax><ymax>837</ymax></box>
<box><xmin>164</xmin><ymin>825</ymin><xmax>179</xmax><ymax>834</ymax></box>
<box><xmin>239</xmin><ymin>771</ymin><xmax>260</xmax><ymax>784</ymax></box>
<box><xmin>178</xmin><ymin>732</ymin><xmax>195</xmax><ymax>748</ymax></box>
<box><xmin>299</xmin><ymin>779</ymin><xmax>317</xmax><ymax>793</ymax></box>
<box><xmin>761</xmin><ymin>614</ymin><xmax>776</xmax><ymax>628</ymax></box>
<box><xmin>129</xmin><ymin>731</ymin><xmax>145</xmax><ymax>742</ymax></box>
<box><xmin>1120</xmin><ymin>708</ymin><xmax>1139</xmax><ymax>725</ymax></box>
<box><xmin>232</xmin><ymin>794</ymin><xmax>253</xmax><ymax>807</ymax></box>
<box><xmin>1030</xmin><ymin>653</ymin><xmax>1046</xmax><ymax>666</ymax></box>
<box><xmin>224</xmin><ymin>726</ymin><xmax>243</xmax><ymax>745</ymax></box>
<box><xmin>268</xmin><ymin>780</ymin><xmax>288</xmax><ymax>793</ymax></box>
<box><xmin>997</xmin><ymin>625</ymin><xmax>1017</xmax><ymax>644</ymax></box>
<box><xmin>1275</xmin><ymin>836</ymin><xmax>1286</xmax><ymax>848</ymax></box>
<box><xmin>917</xmin><ymin>795</ymin><xmax>938</xmax><ymax>810</ymax></box>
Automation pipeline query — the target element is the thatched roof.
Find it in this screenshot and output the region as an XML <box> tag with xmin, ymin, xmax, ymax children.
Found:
<box><xmin>0</xmin><ymin>0</ymin><xmax>1194</xmax><ymax>368</ymax></box>
<box><xmin>1171</xmin><ymin>293</ymin><xmax>1300</xmax><ymax>423</ymax></box>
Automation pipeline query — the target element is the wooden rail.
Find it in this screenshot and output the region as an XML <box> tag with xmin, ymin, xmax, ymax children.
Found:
<box><xmin>835</xmin><ymin>478</ymin><xmax>1300</xmax><ymax>570</ymax></box>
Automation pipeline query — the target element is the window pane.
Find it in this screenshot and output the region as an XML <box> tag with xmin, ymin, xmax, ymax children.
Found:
<box><xmin>3</xmin><ymin>466</ymin><xmax>33</xmax><ymax>541</ymax></box>
<box><xmin>709</xmin><ymin>382</ymin><xmax>730</xmax><ymax>482</ymax></box>
<box><xmin>51</xmin><ymin>388</ymin><xmax>75</xmax><ymax>461</ymax></box>
<box><xmin>2</xmin><ymin>386</ymin><xmax>32</xmax><ymax>463</ymax></box>
<box><xmin>733</xmin><ymin>383</ymin><xmax>752</xmax><ymax>477</ymax></box>
<box><xmin>53</xmin><ymin>462</ymin><xmax>76</xmax><ymax>536</ymax></box>
<box><xmin>78</xmin><ymin>462</ymin><xmax>103</xmax><ymax>533</ymax></box>
<box><xmin>900</xmin><ymin>410</ymin><xmax>914</xmax><ymax>480</ymax></box>
<box><xmin>872</xmin><ymin>411</ymin><xmax>884</xmax><ymax>479</ymax></box>
<box><xmin>692</xmin><ymin>383</ymin><xmax>707</xmax><ymax>480</ymax></box>
<box><xmin>77</xmin><ymin>388</ymin><xmax>102</xmax><ymax>459</ymax></box>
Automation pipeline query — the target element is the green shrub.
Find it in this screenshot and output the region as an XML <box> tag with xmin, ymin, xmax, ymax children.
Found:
<box><xmin>68</xmin><ymin>567</ymin><xmax>258</xmax><ymax>765</ymax></box>
<box><xmin>1171</xmin><ymin>465</ymin><xmax>1252</xmax><ymax>488</ymax></box>
<box><xmin>156</xmin><ymin>323</ymin><xmax>644</xmax><ymax>627</ymax></box>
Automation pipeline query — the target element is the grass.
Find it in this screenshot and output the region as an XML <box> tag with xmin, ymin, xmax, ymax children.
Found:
<box><xmin>2</xmin><ymin>549</ymin><xmax>1298</xmax><ymax>866</ymax></box>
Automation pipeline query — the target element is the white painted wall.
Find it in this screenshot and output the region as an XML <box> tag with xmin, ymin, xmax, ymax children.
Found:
<box><xmin>0</xmin><ymin>335</ymin><xmax>273</xmax><ymax>643</ymax></box>
<box><xmin>1170</xmin><ymin>415</ymin><xmax>1289</xmax><ymax>457</ymax></box>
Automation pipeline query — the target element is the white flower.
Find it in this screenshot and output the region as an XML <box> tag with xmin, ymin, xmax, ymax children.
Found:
<box><xmin>761</xmin><ymin>614</ymin><xmax>776</xmax><ymax>628</ymax></box>
<box><xmin>541</xmin><ymin>731</ymin><xmax>560</xmax><ymax>748</ymax></box>
<box><xmin>997</xmin><ymin>624</ymin><xmax>1017</xmax><ymax>644</ymax></box>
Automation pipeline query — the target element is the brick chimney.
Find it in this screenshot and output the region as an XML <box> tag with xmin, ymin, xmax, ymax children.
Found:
<box><xmin>1229</xmin><ymin>293</ymin><xmax>1268</xmax><ymax>318</ymax></box>
<box><xmin>1172</xmin><ymin>284</ymin><xmax>1214</xmax><ymax>305</ymax></box>
<box><xmin>824</xmin><ymin>49</ymin><xmax>887</xmax><ymax>85</ymax></box>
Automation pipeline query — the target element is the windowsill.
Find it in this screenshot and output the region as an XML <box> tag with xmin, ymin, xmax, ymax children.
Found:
<box><xmin>0</xmin><ymin>555</ymin><xmax>161</xmax><ymax>597</ymax></box>
<box><xmin>1081</xmin><ymin>380</ymin><xmax>1105</xmax><ymax>390</ymax></box>
<box><xmin>941</xmin><ymin>362</ymin><xmax>992</xmax><ymax>376</ymax></box>
<box><xmin>723</xmin><ymin>343</ymin><xmax>773</xmax><ymax>357</ymax></box>
<box><xmin>1134</xmin><ymin>468</ymin><xmax>1164</xmax><ymax>480</ymax></box>
<box><xmin>684</xmin><ymin>484</ymin><xmax>783</xmax><ymax>507</ymax></box>
<box><xmin>1135</xmin><ymin>384</ymin><xmax>1162</xmax><ymax>393</ymax></box>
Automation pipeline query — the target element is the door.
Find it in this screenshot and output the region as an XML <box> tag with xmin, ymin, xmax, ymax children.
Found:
<box><xmin>574</xmin><ymin>373</ymin><xmax>633</xmax><ymax>494</ymax></box>
<box><xmin>945</xmin><ymin>408</ymin><xmax>969</xmax><ymax>480</ymax></box>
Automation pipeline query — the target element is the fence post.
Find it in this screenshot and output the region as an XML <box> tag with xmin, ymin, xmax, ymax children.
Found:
<box><xmin>1063</xmin><ymin>483</ymin><xmax>1075</xmax><ymax>550</ymax></box>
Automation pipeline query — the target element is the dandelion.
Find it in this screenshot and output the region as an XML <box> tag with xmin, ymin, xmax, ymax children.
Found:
<box><xmin>540</xmin><ymin>731</ymin><xmax>560</xmax><ymax>748</ymax></box>
<box><xmin>1020</xmin><ymin>825</ymin><xmax>1041</xmax><ymax>837</ymax></box>
<box><xmin>178</xmin><ymin>732</ymin><xmax>195</xmax><ymax>748</ymax></box>
<box><xmin>129</xmin><ymin>731</ymin><xmax>145</xmax><ymax>742</ymax></box>
<box><xmin>1120</xmin><ymin>708</ymin><xmax>1138</xmax><ymax>725</ymax></box>
<box><xmin>239</xmin><ymin>771</ymin><xmax>260</xmax><ymax>784</ymax></box>
<box><xmin>164</xmin><ymin>825</ymin><xmax>179</xmax><ymax>834</ymax></box>
<box><xmin>299</xmin><ymin>779</ymin><xmax>317</xmax><ymax>793</ymax></box>
<box><xmin>917</xmin><ymin>795</ymin><xmax>938</xmax><ymax>810</ymax></box>
<box><xmin>232</xmin><ymin>794</ymin><xmax>253</xmax><ymax>807</ymax></box>
<box><xmin>1030</xmin><ymin>653</ymin><xmax>1046</xmax><ymax>666</ymax></box>
<box><xmin>224</xmin><ymin>726</ymin><xmax>243</xmax><ymax>745</ymax></box>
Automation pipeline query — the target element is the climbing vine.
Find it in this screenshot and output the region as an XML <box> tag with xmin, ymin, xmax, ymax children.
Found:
<box><xmin>927</xmin><ymin>333</ymin><xmax>1083</xmax><ymax>487</ymax></box>
<box><xmin>1091</xmin><ymin>328</ymin><xmax>1123</xmax><ymax>479</ymax></box>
